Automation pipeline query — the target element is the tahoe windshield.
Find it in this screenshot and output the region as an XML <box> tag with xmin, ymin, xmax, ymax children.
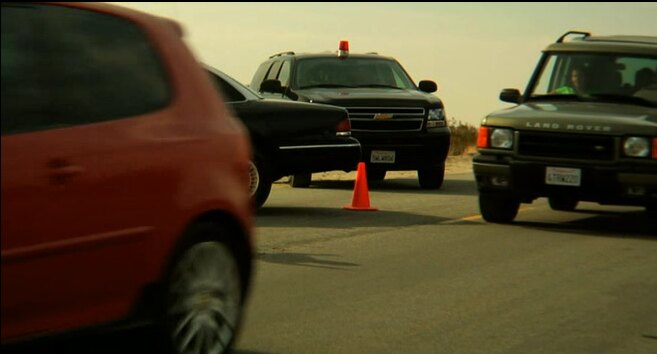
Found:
<box><xmin>294</xmin><ymin>57</ymin><xmax>417</xmax><ymax>90</ymax></box>
<box><xmin>529</xmin><ymin>53</ymin><xmax>657</xmax><ymax>106</ymax></box>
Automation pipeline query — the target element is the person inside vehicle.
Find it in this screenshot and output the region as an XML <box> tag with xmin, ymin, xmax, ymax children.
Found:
<box><xmin>634</xmin><ymin>66</ymin><xmax>657</xmax><ymax>101</ymax></box>
<box><xmin>634</xmin><ymin>67</ymin><xmax>655</xmax><ymax>93</ymax></box>
<box><xmin>554</xmin><ymin>65</ymin><xmax>589</xmax><ymax>95</ymax></box>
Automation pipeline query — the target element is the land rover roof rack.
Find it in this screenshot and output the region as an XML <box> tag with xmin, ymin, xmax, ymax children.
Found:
<box><xmin>556</xmin><ymin>31</ymin><xmax>591</xmax><ymax>43</ymax></box>
<box><xmin>269</xmin><ymin>51</ymin><xmax>295</xmax><ymax>59</ymax></box>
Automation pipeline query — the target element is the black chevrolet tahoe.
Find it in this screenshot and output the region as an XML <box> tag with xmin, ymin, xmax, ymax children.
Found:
<box><xmin>250</xmin><ymin>41</ymin><xmax>450</xmax><ymax>189</ymax></box>
<box><xmin>474</xmin><ymin>31</ymin><xmax>657</xmax><ymax>223</ymax></box>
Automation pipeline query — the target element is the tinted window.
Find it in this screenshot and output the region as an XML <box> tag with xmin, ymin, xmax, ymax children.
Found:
<box><xmin>278</xmin><ymin>61</ymin><xmax>291</xmax><ymax>86</ymax></box>
<box><xmin>266</xmin><ymin>61</ymin><xmax>283</xmax><ymax>81</ymax></box>
<box><xmin>293</xmin><ymin>57</ymin><xmax>416</xmax><ymax>89</ymax></box>
<box><xmin>250</xmin><ymin>61</ymin><xmax>272</xmax><ymax>90</ymax></box>
<box><xmin>207</xmin><ymin>71</ymin><xmax>245</xmax><ymax>102</ymax></box>
<box><xmin>530</xmin><ymin>52</ymin><xmax>656</xmax><ymax>102</ymax></box>
<box><xmin>1</xmin><ymin>4</ymin><xmax>170</xmax><ymax>135</ymax></box>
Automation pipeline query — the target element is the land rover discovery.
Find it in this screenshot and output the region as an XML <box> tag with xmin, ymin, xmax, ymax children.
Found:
<box><xmin>474</xmin><ymin>31</ymin><xmax>657</xmax><ymax>223</ymax></box>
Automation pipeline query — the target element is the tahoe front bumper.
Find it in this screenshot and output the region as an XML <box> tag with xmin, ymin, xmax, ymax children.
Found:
<box><xmin>355</xmin><ymin>128</ymin><xmax>451</xmax><ymax>170</ymax></box>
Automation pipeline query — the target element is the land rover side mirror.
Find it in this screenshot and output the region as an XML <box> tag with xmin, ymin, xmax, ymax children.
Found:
<box><xmin>499</xmin><ymin>88</ymin><xmax>521</xmax><ymax>104</ymax></box>
<box><xmin>418</xmin><ymin>80</ymin><xmax>437</xmax><ymax>93</ymax></box>
<box><xmin>260</xmin><ymin>79</ymin><xmax>283</xmax><ymax>93</ymax></box>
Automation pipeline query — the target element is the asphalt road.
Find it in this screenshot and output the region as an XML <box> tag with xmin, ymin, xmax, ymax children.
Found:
<box><xmin>7</xmin><ymin>170</ymin><xmax>655</xmax><ymax>354</ymax></box>
<box><xmin>234</xmin><ymin>171</ymin><xmax>657</xmax><ymax>354</ymax></box>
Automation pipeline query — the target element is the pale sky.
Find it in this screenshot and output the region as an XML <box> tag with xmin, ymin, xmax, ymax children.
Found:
<box><xmin>114</xmin><ymin>2</ymin><xmax>657</xmax><ymax>126</ymax></box>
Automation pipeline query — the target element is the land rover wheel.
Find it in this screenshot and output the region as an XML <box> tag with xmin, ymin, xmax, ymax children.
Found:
<box><xmin>418</xmin><ymin>164</ymin><xmax>445</xmax><ymax>189</ymax></box>
<box><xmin>289</xmin><ymin>173</ymin><xmax>312</xmax><ymax>188</ymax></box>
<box><xmin>479</xmin><ymin>193</ymin><xmax>520</xmax><ymax>223</ymax></box>
<box><xmin>248</xmin><ymin>155</ymin><xmax>272</xmax><ymax>209</ymax></box>
<box><xmin>548</xmin><ymin>196</ymin><xmax>579</xmax><ymax>211</ymax></box>
<box><xmin>166</xmin><ymin>238</ymin><xmax>243</xmax><ymax>354</ymax></box>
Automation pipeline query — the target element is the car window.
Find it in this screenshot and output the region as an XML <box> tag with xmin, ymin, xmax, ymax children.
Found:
<box><xmin>278</xmin><ymin>61</ymin><xmax>291</xmax><ymax>86</ymax></box>
<box><xmin>293</xmin><ymin>57</ymin><xmax>416</xmax><ymax>89</ymax></box>
<box><xmin>1</xmin><ymin>3</ymin><xmax>170</xmax><ymax>135</ymax></box>
<box><xmin>266</xmin><ymin>61</ymin><xmax>283</xmax><ymax>81</ymax></box>
<box><xmin>207</xmin><ymin>71</ymin><xmax>246</xmax><ymax>102</ymax></box>
<box><xmin>250</xmin><ymin>61</ymin><xmax>271</xmax><ymax>90</ymax></box>
<box><xmin>529</xmin><ymin>52</ymin><xmax>657</xmax><ymax>102</ymax></box>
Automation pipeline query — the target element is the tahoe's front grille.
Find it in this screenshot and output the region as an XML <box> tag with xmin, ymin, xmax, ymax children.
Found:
<box><xmin>518</xmin><ymin>131</ymin><xmax>615</xmax><ymax>160</ymax></box>
<box><xmin>346</xmin><ymin>107</ymin><xmax>425</xmax><ymax>132</ymax></box>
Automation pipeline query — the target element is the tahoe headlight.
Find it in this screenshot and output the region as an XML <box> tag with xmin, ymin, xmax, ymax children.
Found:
<box><xmin>426</xmin><ymin>108</ymin><xmax>446</xmax><ymax>128</ymax></box>
<box><xmin>623</xmin><ymin>136</ymin><xmax>650</xmax><ymax>157</ymax></box>
<box><xmin>490</xmin><ymin>128</ymin><xmax>514</xmax><ymax>149</ymax></box>
<box><xmin>428</xmin><ymin>108</ymin><xmax>445</xmax><ymax>120</ymax></box>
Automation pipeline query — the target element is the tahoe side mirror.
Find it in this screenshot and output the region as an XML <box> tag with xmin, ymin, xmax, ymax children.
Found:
<box><xmin>418</xmin><ymin>80</ymin><xmax>437</xmax><ymax>93</ymax></box>
<box><xmin>499</xmin><ymin>88</ymin><xmax>521</xmax><ymax>104</ymax></box>
<box><xmin>260</xmin><ymin>79</ymin><xmax>283</xmax><ymax>93</ymax></box>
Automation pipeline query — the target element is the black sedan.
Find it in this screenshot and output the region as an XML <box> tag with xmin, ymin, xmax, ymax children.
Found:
<box><xmin>206</xmin><ymin>66</ymin><xmax>361</xmax><ymax>208</ymax></box>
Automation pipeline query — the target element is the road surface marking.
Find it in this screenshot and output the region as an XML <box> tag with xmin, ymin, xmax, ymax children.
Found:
<box><xmin>441</xmin><ymin>206</ymin><xmax>536</xmax><ymax>224</ymax></box>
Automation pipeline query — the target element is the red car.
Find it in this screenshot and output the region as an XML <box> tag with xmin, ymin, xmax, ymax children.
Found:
<box><xmin>1</xmin><ymin>2</ymin><xmax>253</xmax><ymax>353</ymax></box>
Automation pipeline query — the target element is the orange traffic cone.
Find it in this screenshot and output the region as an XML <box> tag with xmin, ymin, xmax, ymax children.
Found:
<box><xmin>343</xmin><ymin>162</ymin><xmax>378</xmax><ymax>211</ymax></box>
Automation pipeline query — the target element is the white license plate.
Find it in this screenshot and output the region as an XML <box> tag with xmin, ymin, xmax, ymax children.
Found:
<box><xmin>370</xmin><ymin>150</ymin><xmax>395</xmax><ymax>164</ymax></box>
<box><xmin>545</xmin><ymin>167</ymin><xmax>581</xmax><ymax>186</ymax></box>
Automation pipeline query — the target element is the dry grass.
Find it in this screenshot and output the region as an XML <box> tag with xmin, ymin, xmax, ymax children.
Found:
<box><xmin>448</xmin><ymin>119</ymin><xmax>478</xmax><ymax>156</ymax></box>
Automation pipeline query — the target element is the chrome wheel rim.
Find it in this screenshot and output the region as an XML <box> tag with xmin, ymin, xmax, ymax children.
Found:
<box><xmin>168</xmin><ymin>242</ymin><xmax>242</xmax><ymax>354</ymax></box>
<box><xmin>248</xmin><ymin>160</ymin><xmax>259</xmax><ymax>198</ymax></box>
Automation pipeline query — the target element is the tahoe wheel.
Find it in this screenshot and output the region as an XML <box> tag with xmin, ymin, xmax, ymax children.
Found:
<box><xmin>166</xmin><ymin>239</ymin><xmax>243</xmax><ymax>354</ymax></box>
<box><xmin>248</xmin><ymin>156</ymin><xmax>272</xmax><ymax>209</ymax></box>
<box><xmin>548</xmin><ymin>196</ymin><xmax>579</xmax><ymax>211</ymax></box>
<box><xmin>289</xmin><ymin>173</ymin><xmax>312</xmax><ymax>188</ymax></box>
<box><xmin>417</xmin><ymin>164</ymin><xmax>445</xmax><ymax>190</ymax></box>
<box><xmin>479</xmin><ymin>193</ymin><xmax>520</xmax><ymax>223</ymax></box>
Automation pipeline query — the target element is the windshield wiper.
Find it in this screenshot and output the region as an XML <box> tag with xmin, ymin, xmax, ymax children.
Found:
<box><xmin>588</xmin><ymin>93</ymin><xmax>657</xmax><ymax>107</ymax></box>
<box><xmin>298</xmin><ymin>84</ymin><xmax>356</xmax><ymax>89</ymax></box>
<box><xmin>353</xmin><ymin>84</ymin><xmax>402</xmax><ymax>89</ymax></box>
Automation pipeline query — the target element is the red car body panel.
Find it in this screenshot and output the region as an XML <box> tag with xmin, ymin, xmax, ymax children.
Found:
<box><xmin>1</xmin><ymin>2</ymin><xmax>253</xmax><ymax>341</ymax></box>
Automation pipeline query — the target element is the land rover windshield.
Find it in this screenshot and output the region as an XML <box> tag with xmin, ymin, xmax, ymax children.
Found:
<box><xmin>528</xmin><ymin>53</ymin><xmax>657</xmax><ymax>106</ymax></box>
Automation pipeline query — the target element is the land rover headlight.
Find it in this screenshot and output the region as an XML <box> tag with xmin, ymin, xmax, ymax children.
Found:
<box><xmin>490</xmin><ymin>128</ymin><xmax>514</xmax><ymax>149</ymax></box>
<box><xmin>426</xmin><ymin>108</ymin><xmax>446</xmax><ymax>128</ymax></box>
<box><xmin>623</xmin><ymin>136</ymin><xmax>650</xmax><ymax>157</ymax></box>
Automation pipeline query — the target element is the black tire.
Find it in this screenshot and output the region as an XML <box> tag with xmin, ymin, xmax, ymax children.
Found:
<box><xmin>164</xmin><ymin>224</ymin><xmax>246</xmax><ymax>354</ymax></box>
<box><xmin>479</xmin><ymin>193</ymin><xmax>520</xmax><ymax>223</ymax></box>
<box><xmin>289</xmin><ymin>173</ymin><xmax>312</xmax><ymax>188</ymax></box>
<box><xmin>548</xmin><ymin>196</ymin><xmax>579</xmax><ymax>211</ymax></box>
<box><xmin>367</xmin><ymin>168</ymin><xmax>386</xmax><ymax>183</ymax></box>
<box><xmin>417</xmin><ymin>164</ymin><xmax>445</xmax><ymax>189</ymax></box>
<box><xmin>248</xmin><ymin>155</ymin><xmax>272</xmax><ymax>209</ymax></box>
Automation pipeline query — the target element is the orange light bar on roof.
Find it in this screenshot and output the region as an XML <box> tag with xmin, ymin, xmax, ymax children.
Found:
<box><xmin>338</xmin><ymin>40</ymin><xmax>349</xmax><ymax>58</ymax></box>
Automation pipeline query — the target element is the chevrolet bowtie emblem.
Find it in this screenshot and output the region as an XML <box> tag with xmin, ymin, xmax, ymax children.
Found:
<box><xmin>373</xmin><ymin>113</ymin><xmax>393</xmax><ymax>120</ymax></box>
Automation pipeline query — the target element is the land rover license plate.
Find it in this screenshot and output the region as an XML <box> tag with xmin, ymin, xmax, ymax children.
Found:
<box><xmin>545</xmin><ymin>167</ymin><xmax>581</xmax><ymax>186</ymax></box>
<box><xmin>370</xmin><ymin>150</ymin><xmax>395</xmax><ymax>164</ymax></box>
